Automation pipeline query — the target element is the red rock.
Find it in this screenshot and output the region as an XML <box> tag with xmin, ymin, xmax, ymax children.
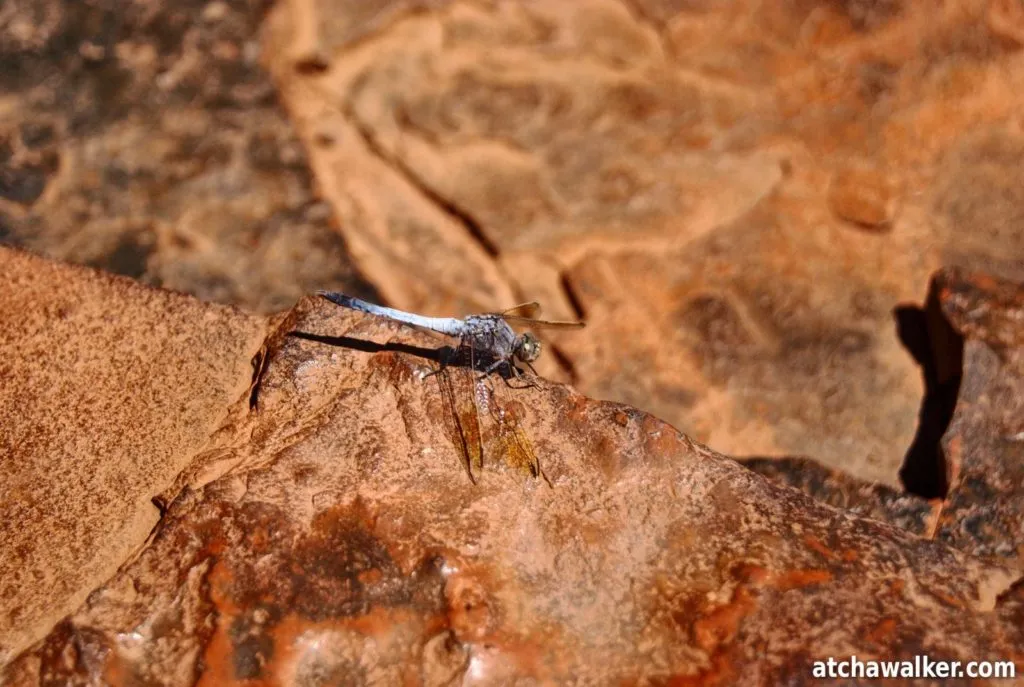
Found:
<box><xmin>931</xmin><ymin>268</ymin><xmax>1024</xmax><ymax>570</ymax></box>
<box><xmin>827</xmin><ymin>164</ymin><xmax>899</xmax><ymax>230</ymax></box>
<box><xmin>738</xmin><ymin>456</ymin><xmax>937</xmax><ymax>536</ymax></box>
<box><xmin>1</xmin><ymin>0</ymin><xmax>1023</xmax><ymax>681</ymax></box>
<box><xmin>3</xmin><ymin>285</ymin><xmax>1021</xmax><ymax>685</ymax></box>
<box><xmin>0</xmin><ymin>246</ymin><xmax>268</xmax><ymax>664</ymax></box>
<box><xmin>745</xmin><ymin>267</ymin><xmax>1024</xmax><ymax>577</ymax></box>
<box><xmin>0</xmin><ymin>0</ymin><xmax>377</xmax><ymax>314</ymax></box>
<box><xmin>5</xmin><ymin>0</ymin><xmax>1024</xmax><ymax>490</ymax></box>
<box><xmin>258</xmin><ymin>0</ymin><xmax>1024</xmax><ymax>487</ymax></box>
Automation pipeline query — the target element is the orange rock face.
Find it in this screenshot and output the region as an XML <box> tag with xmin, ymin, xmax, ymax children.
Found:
<box><xmin>0</xmin><ymin>246</ymin><xmax>268</xmax><ymax>665</ymax></box>
<box><xmin>4</xmin><ymin>0</ymin><xmax>1024</xmax><ymax>487</ymax></box>
<box><xmin>827</xmin><ymin>163</ymin><xmax>900</xmax><ymax>230</ymax></box>
<box><xmin>931</xmin><ymin>268</ymin><xmax>1024</xmax><ymax>569</ymax></box>
<box><xmin>3</xmin><ymin>0</ymin><xmax>1024</xmax><ymax>682</ymax></box>
<box><xmin>3</xmin><ymin>277</ymin><xmax>1022</xmax><ymax>685</ymax></box>
<box><xmin>253</xmin><ymin>0</ymin><xmax>1024</xmax><ymax>489</ymax></box>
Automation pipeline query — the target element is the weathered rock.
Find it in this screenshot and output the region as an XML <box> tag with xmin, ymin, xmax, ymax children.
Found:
<box><xmin>737</xmin><ymin>268</ymin><xmax>1024</xmax><ymax>575</ymax></box>
<box><xmin>6</xmin><ymin>0</ymin><xmax>1024</xmax><ymax>486</ymax></box>
<box><xmin>827</xmin><ymin>163</ymin><xmax>900</xmax><ymax>230</ymax></box>
<box><xmin>738</xmin><ymin>456</ymin><xmax>936</xmax><ymax>537</ymax></box>
<box><xmin>0</xmin><ymin>246</ymin><xmax>268</xmax><ymax>663</ymax></box>
<box><xmin>0</xmin><ymin>0</ymin><xmax>377</xmax><ymax>313</ymax></box>
<box><xmin>4</xmin><ymin>288</ymin><xmax>1021</xmax><ymax>685</ymax></box>
<box><xmin>931</xmin><ymin>268</ymin><xmax>1024</xmax><ymax>569</ymax></box>
<box><xmin>258</xmin><ymin>0</ymin><xmax>1024</xmax><ymax>486</ymax></box>
<box><xmin>3</xmin><ymin>1</ymin><xmax>1024</xmax><ymax>681</ymax></box>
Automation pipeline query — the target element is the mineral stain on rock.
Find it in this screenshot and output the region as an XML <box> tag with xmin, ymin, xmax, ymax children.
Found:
<box><xmin>191</xmin><ymin>500</ymin><xmax>451</xmax><ymax>684</ymax></box>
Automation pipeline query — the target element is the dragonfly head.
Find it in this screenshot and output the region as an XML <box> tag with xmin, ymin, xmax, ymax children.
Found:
<box><xmin>514</xmin><ymin>332</ymin><xmax>542</xmax><ymax>363</ymax></box>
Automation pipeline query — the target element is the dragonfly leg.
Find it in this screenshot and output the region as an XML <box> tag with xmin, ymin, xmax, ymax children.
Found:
<box><xmin>478</xmin><ymin>357</ymin><xmax>507</xmax><ymax>379</ymax></box>
<box><xmin>423</xmin><ymin>365</ymin><xmax>446</xmax><ymax>379</ymax></box>
<box><xmin>502</xmin><ymin>360</ymin><xmax>539</xmax><ymax>389</ymax></box>
<box><xmin>497</xmin><ymin>363</ymin><xmax>532</xmax><ymax>389</ymax></box>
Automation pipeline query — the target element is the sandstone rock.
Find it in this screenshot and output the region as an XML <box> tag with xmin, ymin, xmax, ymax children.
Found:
<box><xmin>0</xmin><ymin>246</ymin><xmax>268</xmax><ymax>663</ymax></box>
<box><xmin>3</xmin><ymin>281</ymin><xmax>1021</xmax><ymax>685</ymax></box>
<box><xmin>3</xmin><ymin>1</ymin><xmax>1024</xmax><ymax>682</ymax></box>
<box><xmin>737</xmin><ymin>268</ymin><xmax>1024</xmax><ymax>577</ymax></box>
<box><xmin>827</xmin><ymin>163</ymin><xmax>900</xmax><ymax>230</ymax></box>
<box><xmin>738</xmin><ymin>456</ymin><xmax>936</xmax><ymax>536</ymax></box>
<box><xmin>0</xmin><ymin>0</ymin><xmax>376</xmax><ymax>314</ymax></box>
<box><xmin>931</xmin><ymin>268</ymin><xmax>1024</xmax><ymax>570</ymax></box>
<box><xmin>257</xmin><ymin>0</ymin><xmax>1024</xmax><ymax>487</ymax></box>
<box><xmin>6</xmin><ymin>0</ymin><xmax>1024</xmax><ymax>488</ymax></box>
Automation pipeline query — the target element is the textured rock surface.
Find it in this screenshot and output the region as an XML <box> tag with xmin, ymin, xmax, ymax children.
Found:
<box><xmin>741</xmin><ymin>268</ymin><xmax>1024</xmax><ymax>573</ymax></box>
<box><xmin>932</xmin><ymin>268</ymin><xmax>1024</xmax><ymax>569</ymax></box>
<box><xmin>258</xmin><ymin>0</ymin><xmax>1024</xmax><ymax>486</ymax></box>
<box><xmin>0</xmin><ymin>0</ymin><xmax>377</xmax><ymax>313</ymax></box>
<box><xmin>738</xmin><ymin>456</ymin><xmax>936</xmax><ymax>537</ymax></box>
<box><xmin>4</xmin><ymin>292</ymin><xmax>1023</xmax><ymax>686</ymax></box>
<box><xmin>0</xmin><ymin>246</ymin><xmax>268</xmax><ymax>663</ymax></box>
<box><xmin>4</xmin><ymin>0</ymin><xmax>1024</xmax><ymax>679</ymax></box>
<box><xmin>5</xmin><ymin>0</ymin><xmax>1024</xmax><ymax>486</ymax></box>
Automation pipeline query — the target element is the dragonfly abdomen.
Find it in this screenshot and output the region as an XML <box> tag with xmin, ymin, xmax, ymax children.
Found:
<box><xmin>318</xmin><ymin>292</ymin><xmax>465</xmax><ymax>337</ymax></box>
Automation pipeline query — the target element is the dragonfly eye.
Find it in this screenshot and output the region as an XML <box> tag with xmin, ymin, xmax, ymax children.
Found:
<box><xmin>515</xmin><ymin>333</ymin><xmax>542</xmax><ymax>362</ymax></box>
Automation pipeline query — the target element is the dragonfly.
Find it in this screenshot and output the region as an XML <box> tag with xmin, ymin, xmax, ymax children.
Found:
<box><xmin>317</xmin><ymin>292</ymin><xmax>585</xmax><ymax>481</ymax></box>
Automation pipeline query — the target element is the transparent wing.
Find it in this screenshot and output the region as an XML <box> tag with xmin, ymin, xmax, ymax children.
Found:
<box><xmin>500</xmin><ymin>315</ymin><xmax>586</xmax><ymax>330</ymax></box>
<box><xmin>486</xmin><ymin>375</ymin><xmax>542</xmax><ymax>479</ymax></box>
<box><xmin>499</xmin><ymin>302</ymin><xmax>541</xmax><ymax>318</ymax></box>
<box><xmin>434</xmin><ymin>356</ymin><xmax>483</xmax><ymax>482</ymax></box>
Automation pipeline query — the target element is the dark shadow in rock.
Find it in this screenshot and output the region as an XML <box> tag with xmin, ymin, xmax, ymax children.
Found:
<box><xmin>0</xmin><ymin>211</ymin><xmax>13</xmax><ymax>244</ymax></box>
<box><xmin>894</xmin><ymin>278</ymin><xmax>964</xmax><ymax>499</ymax></box>
<box><xmin>249</xmin><ymin>330</ymin><xmax>453</xmax><ymax>411</ymax></box>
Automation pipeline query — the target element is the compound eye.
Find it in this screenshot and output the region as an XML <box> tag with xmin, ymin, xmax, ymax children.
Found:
<box><xmin>518</xmin><ymin>333</ymin><xmax>542</xmax><ymax>362</ymax></box>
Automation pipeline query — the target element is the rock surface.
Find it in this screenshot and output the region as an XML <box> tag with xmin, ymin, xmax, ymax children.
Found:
<box><xmin>743</xmin><ymin>267</ymin><xmax>1024</xmax><ymax>573</ymax></box>
<box><xmin>0</xmin><ymin>246</ymin><xmax>269</xmax><ymax>664</ymax></box>
<box><xmin>931</xmin><ymin>268</ymin><xmax>1024</xmax><ymax>570</ymax></box>
<box><xmin>737</xmin><ymin>456</ymin><xmax>936</xmax><ymax>538</ymax></box>
<box><xmin>0</xmin><ymin>0</ymin><xmax>378</xmax><ymax>313</ymax></box>
<box><xmin>3</xmin><ymin>264</ymin><xmax>1023</xmax><ymax>685</ymax></box>
<box><xmin>3</xmin><ymin>0</ymin><xmax>1024</xmax><ymax>682</ymax></box>
<box><xmin>257</xmin><ymin>0</ymin><xmax>1024</xmax><ymax>487</ymax></box>
<box><xmin>5</xmin><ymin>0</ymin><xmax>1024</xmax><ymax>487</ymax></box>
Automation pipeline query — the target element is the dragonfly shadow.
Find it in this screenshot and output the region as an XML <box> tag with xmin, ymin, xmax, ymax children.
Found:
<box><xmin>288</xmin><ymin>330</ymin><xmax>454</xmax><ymax>366</ymax></box>
<box><xmin>288</xmin><ymin>330</ymin><xmax>534</xmax><ymax>387</ymax></box>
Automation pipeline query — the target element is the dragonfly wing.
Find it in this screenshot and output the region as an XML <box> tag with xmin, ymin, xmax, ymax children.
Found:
<box><xmin>487</xmin><ymin>375</ymin><xmax>542</xmax><ymax>479</ymax></box>
<box><xmin>498</xmin><ymin>302</ymin><xmax>541</xmax><ymax>318</ymax></box>
<box><xmin>500</xmin><ymin>315</ymin><xmax>586</xmax><ymax>329</ymax></box>
<box><xmin>435</xmin><ymin>358</ymin><xmax>483</xmax><ymax>481</ymax></box>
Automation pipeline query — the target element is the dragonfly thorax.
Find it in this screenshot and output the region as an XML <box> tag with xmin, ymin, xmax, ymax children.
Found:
<box><xmin>514</xmin><ymin>332</ymin><xmax>542</xmax><ymax>363</ymax></box>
